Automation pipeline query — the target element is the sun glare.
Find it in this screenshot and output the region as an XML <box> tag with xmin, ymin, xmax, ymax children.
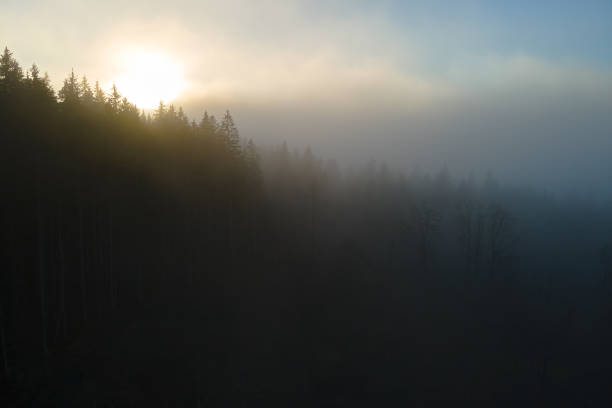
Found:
<box><xmin>115</xmin><ymin>51</ymin><xmax>186</xmax><ymax>109</ymax></box>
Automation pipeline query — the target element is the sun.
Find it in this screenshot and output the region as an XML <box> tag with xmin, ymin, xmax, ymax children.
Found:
<box><xmin>115</xmin><ymin>51</ymin><xmax>186</xmax><ymax>109</ymax></box>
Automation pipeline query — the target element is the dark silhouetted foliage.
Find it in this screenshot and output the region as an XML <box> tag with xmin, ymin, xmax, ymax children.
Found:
<box><xmin>1</xmin><ymin>48</ymin><xmax>612</xmax><ymax>406</ymax></box>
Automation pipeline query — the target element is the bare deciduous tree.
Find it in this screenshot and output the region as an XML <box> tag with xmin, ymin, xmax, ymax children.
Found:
<box><xmin>486</xmin><ymin>203</ymin><xmax>517</xmax><ymax>280</ymax></box>
<box><xmin>457</xmin><ymin>198</ymin><xmax>486</xmax><ymax>281</ymax></box>
<box><xmin>413</xmin><ymin>202</ymin><xmax>439</xmax><ymax>274</ymax></box>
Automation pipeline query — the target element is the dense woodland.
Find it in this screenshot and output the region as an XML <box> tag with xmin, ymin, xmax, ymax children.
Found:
<box><xmin>1</xmin><ymin>46</ymin><xmax>612</xmax><ymax>405</ymax></box>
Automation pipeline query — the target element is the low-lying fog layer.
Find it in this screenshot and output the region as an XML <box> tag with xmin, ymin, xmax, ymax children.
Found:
<box><xmin>3</xmin><ymin>0</ymin><xmax>611</xmax><ymax>197</ymax></box>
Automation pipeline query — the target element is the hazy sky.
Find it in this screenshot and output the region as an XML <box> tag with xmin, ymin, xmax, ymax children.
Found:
<box><xmin>2</xmin><ymin>0</ymin><xmax>612</xmax><ymax>197</ymax></box>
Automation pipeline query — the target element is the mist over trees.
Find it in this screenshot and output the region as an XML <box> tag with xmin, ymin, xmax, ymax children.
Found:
<box><xmin>2</xmin><ymin>47</ymin><xmax>612</xmax><ymax>405</ymax></box>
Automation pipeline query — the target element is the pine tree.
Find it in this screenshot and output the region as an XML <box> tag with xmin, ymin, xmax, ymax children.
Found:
<box><xmin>119</xmin><ymin>97</ymin><xmax>138</xmax><ymax>117</ymax></box>
<box><xmin>93</xmin><ymin>81</ymin><xmax>105</xmax><ymax>104</ymax></box>
<box><xmin>245</xmin><ymin>139</ymin><xmax>261</xmax><ymax>186</ymax></box>
<box><xmin>167</xmin><ymin>104</ymin><xmax>177</xmax><ymax>121</ymax></box>
<box><xmin>178</xmin><ymin>106</ymin><xmax>188</xmax><ymax>126</ymax></box>
<box><xmin>120</xmin><ymin>97</ymin><xmax>129</xmax><ymax>112</ymax></box>
<box><xmin>108</xmin><ymin>83</ymin><xmax>121</xmax><ymax>112</ymax></box>
<box><xmin>219</xmin><ymin>110</ymin><xmax>241</xmax><ymax>156</ymax></box>
<box><xmin>58</xmin><ymin>69</ymin><xmax>81</xmax><ymax>104</ymax></box>
<box><xmin>0</xmin><ymin>47</ymin><xmax>23</xmax><ymax>95</ymax></box>
<box><xmin>199</xmin><ymin>111</ymin><xmax>217</xmax><ymax>138</ymax></box>
<box><xmin>209</xmin><ymin>115</ymin><xmax>218</xmax><ymax>130</ymax></box>
<box><xmin>154</xmin><ymin>101</ymin><xmax>166</xmax><ymax>121</ymax></box>
<box><xmin>26</xmin><ymin>64</ymin><xmax>55</xmax><ymax>103</ymax></box>
<box><xmin>29</xmin><ymin>63</ymin><xmax>40</xmax><ymax>81</ymax></box>
<box><xmin>42</xmin><ymin>73</ymin><xmax>53</xmax><ymax>93</ymax></box>
<box><xmin>80</xmin><ymin>76</ymin><xmax>94</xmax><ymax>104</ymax></box>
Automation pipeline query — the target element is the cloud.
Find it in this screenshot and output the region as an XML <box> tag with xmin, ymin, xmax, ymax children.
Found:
<box><xmin>2</xmin><ymin>0</ymin><xmax>612</xmax><ymax>196</ymax></box>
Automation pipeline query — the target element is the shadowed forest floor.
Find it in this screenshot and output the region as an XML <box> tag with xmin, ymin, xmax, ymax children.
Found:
<box><xmin>4</xmin><ymin>261</ymin><xmax>612</xmax><ymax>407</ymax></box>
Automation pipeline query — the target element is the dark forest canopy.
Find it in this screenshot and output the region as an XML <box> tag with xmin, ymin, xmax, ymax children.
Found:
<box><xmin>2</xmin><ymin>46</ymin><xmax>612</xmax><ymax>405</ymax></box>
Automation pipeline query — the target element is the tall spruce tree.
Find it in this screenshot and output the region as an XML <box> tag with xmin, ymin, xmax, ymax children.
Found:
<box><xmin>108</xmin><ymin>83</ymin><xmax>121</xmax><ymax>112</ymax></box>
<box><xmin>219</xmin><ymin>110</ymin><xmax>241</xmax><ymax>156</ymax></box>
<box><xmin>0</xmin><ymin>47</ymin><xmax>23</xmax><ymax>96</ymax></box>
<box><xmin>58</xmin><ymin>69</ymin><xmax>81</xmax><ymax>104</ymax></box>
<box><xmin>80</xmin><ymin>76</ymin><xmax>94</xmax><ymax>104</ymax></box>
